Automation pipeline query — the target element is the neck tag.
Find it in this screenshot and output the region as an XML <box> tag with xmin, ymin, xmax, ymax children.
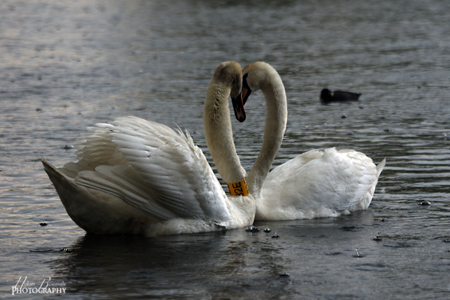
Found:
<box><xmin>227</xmin><ymin>178</ymin><xmax>249</xmax><ymax>196</ymax></box>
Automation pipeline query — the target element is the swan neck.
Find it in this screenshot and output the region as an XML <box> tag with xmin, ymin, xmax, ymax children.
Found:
<box><xmin>204</xmin><ymin>82</ymin><xmax>246</xmax><ymax>184</ymax></box>
<box><xmin>248</xmin><ymin>71</ymin><xmax>287</xmax><ymax>197</ymax></box>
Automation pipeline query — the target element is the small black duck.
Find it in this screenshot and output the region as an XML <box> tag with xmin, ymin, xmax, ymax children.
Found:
<box><xmin>320</xmin><ymin>88</ymin><xmax>361</xmax><ymax>104</ymax></box>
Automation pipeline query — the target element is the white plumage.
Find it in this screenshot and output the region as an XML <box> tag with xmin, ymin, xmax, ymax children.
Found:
<box><xmin>42</xmin><ymin>60</ymin><xmax>386</xmax><ymax>235</ymax></box>
<box><xmin>240</xmin><ymin>62</ymin><xmax>385</xmax><ymax>220</ymax></box>
<box><xmin>258</xmin><ymin>148</ymin><xmax>385</xmax><ymax>220</ymax></box>
<box><xmin>75</xmin><ymin>117</ymin><xmax>230</xmax><ymax>220</ymax></box>
<box><xmin>43</xmin><ymin>62</ymin><xmax>255</xmax><ymax>236</ymax></box>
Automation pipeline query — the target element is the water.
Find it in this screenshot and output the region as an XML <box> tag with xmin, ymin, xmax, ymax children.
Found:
<box><xmin>1</xmin><ymin>0</ymin><xmax>449</xmax><ymax>299</ymax></box>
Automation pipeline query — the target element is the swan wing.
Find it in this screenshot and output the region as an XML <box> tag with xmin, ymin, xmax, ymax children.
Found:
<box><xmin>331</xmin><ymin>149</ymin><xmax>381</xmax><ymax>210</ymax></box>
<box><xmin>74</xmin><ymin>116</ymin><xmax>230</xmax><ymax>221</ymax></box>
<box><xmin>261</xmin><ymin>148</ymin><xmax>381</xmax><ymax>219</ymax></box>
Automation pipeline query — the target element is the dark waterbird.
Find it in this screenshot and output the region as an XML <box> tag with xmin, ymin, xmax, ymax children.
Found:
<box><xmin>320</xmin><ymin>88</ymin><xmax>361</xmax><ymax>104</ymax></box>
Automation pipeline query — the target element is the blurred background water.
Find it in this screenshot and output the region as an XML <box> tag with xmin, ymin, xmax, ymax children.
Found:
<box><xmin>1</xmin><ymin>0</ymin><xmax>449</xmax><ymax>299</ymax></box>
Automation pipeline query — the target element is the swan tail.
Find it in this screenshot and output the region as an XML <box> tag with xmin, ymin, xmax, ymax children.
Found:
<box><xmin>376</xmin><ymin>158</ymin><xmax>386</xmax><ymax>177</ymax></box>
<box><xmin>329</xmin><ymin>149</ymin><xmax>379</xmax><ymax>211</ymax></box>
<box><xmin>42</xmin><ymin>158</ymin><xmax>78</xmax><ymax>194</ymax></box>
<box><xmin>345</xmin><ymin>158</ymin><xmax>386</xmax><ymax>211</ymax></box>
<box><xmin>43</xmin><ymin>158</ymin><xmax>167</xmax><ymax>235</ymax></box>
<box><xmin>41</xmin><ymin>158</ymin><xmax>105</xmax><ymax>230</ymax></box>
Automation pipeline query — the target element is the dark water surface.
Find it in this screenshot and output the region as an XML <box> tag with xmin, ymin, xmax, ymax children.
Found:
<box><xmin>1</xmin><ymin>0</ymin><xmax>449</xmax><ymax>299</ymax></box>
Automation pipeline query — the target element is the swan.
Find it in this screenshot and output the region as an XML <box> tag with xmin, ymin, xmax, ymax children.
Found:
<box><xmin>42</xmin><ymin>61</ymin><xmax>256</xmax><ymax>236</ymax></box>
<box><xmin>239</xmin><ymin>62</ymin><xmax>386</xmax><ymax>220</ymax></box>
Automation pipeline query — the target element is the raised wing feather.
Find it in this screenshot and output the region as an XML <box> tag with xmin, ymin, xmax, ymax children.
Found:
<box><xmin>74</xmin><ymin>116</ymin><xmax>230</xmax><ymax>221</ymax></box>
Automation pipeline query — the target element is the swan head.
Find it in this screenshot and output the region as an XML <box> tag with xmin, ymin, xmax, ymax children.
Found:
<box><xmin>212</xmin><ymin>62</ymin><xmax>246</xmax><ymax>123</ymax></box>
<box><xmin>239</xmin><ymin>61</ymin><xmax>279</xmax><ymax>106</ymax></box>
<box><xmin>213</xmin><ymin>61</ymin><xmax>242</xmax><ymax>99</ymax></box>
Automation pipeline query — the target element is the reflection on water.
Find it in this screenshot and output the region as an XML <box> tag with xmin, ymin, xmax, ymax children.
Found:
<box><xmin>1</xmin><ymin>0</ymin><xmax>450</xmax><ymax>299</ymax></box>
<box><xmin>29</xmin><ymin>211</ymin><xmax>449</xmax><ymax>299</ymax></box>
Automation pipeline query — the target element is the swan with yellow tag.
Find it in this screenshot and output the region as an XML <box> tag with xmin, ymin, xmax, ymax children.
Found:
<box><xmin>237</xmin><ymin>62</ymin><xmax>386</xmax><ymax>220</ymax></box>
<box><xmin>42</xmin><ymin>62</ymin><xmax>257</xmax><ymax>236</ymax></box>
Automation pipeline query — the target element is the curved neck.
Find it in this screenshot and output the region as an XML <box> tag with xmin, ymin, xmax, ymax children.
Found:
<box><xmin>204</xmin><ymin>82</ymin><xmax>246</xmax><ymax>184</ymax></box>
<box><xmin>247</xmin><ymin>68</ymin><xmax>287</xmax><ymax>198</ymax></box>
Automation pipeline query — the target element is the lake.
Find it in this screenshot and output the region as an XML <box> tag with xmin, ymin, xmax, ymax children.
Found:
<box><xmin>0</xmin><ymin>0</ymin><xmax>449</xmax><ymax>299</ymax></box>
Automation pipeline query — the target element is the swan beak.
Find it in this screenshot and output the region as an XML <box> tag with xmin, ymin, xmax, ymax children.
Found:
<box><xmin>240</xmin><ymin>85</ymin><xmax>251</xmax><ymax>106</ymax></box>
<box><xmin>231</xmin><ymin>94</ymin><xmax>246</xmax><ymax>122</ymax></box>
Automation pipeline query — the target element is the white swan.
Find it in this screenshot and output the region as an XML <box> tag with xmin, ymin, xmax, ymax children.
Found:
<box><xmin>238</xmin><ymin>62</ymin><xmax>386</xmax><ymax>220</ymax></box>
<box><xmin>42</xmin><ymin>61</ymin><xmax>256</xmax><ymax>236</ymax></box>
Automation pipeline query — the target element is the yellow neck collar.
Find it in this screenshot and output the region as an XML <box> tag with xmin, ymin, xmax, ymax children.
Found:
<box><xmin>227</xmin><ymin>178</ymin><xmax>249</xmax><ymax>196</ymax></box>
